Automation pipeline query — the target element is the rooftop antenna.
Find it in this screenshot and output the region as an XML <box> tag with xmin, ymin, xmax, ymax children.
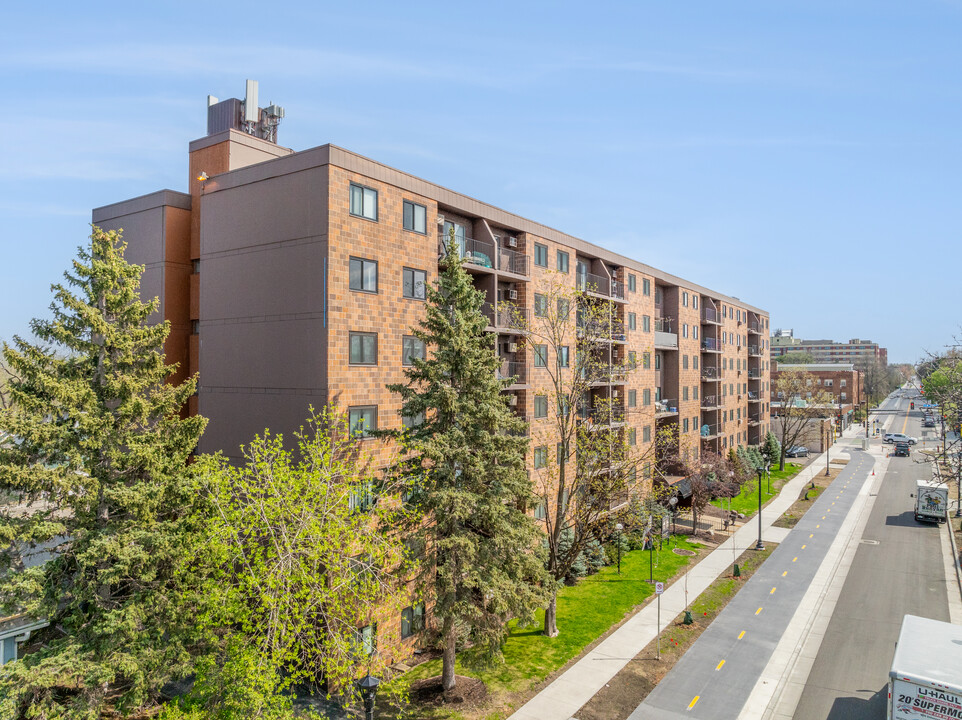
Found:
<box><xmin>243</xmin><ymin>79</ymin><xmax>259</xmax><ymax>134</ymax></box>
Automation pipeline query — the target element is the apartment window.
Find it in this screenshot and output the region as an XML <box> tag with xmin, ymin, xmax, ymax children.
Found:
<box><xmin>349</xmin><ymin>257</ymin><xmax>378</xmax><ymax>293</ymax></box>
<box><xmin>683</xmin><ymin>418</ymin><xmax>689</xmax><ymax>433</ymax></box>
<box><xmin>403</xmin><ymin>200</ymin><xmax>426</xmax><ymax>234</ymax></box>
<box><xmin>629</xmin><ymin>428</ymin><xmax>637</xmax><ymax>446</ymax></box>
<box><xmin>693</xmin><ymin>326</ymin><xmax>699</xmax><ymax>339</ymax></box>
<box><xmin>693</xmin><ymin>296</ymin><xmax>699</xmax><ymax>310</ymax></box>
<box><xmin>628</xmin><ymin>351</ymin><xmax>637</xmax><ymax>368</ymax></box>
<box><xmin>349</xmin><ymin>184</ymin><xmax>378</xmax><ymax>221</ymax></box>
<box><xmin>402</xmin><ymin>411</ymin><xmax>425</xmax><ymax>430</ymax></box>
<box><xmin>643</xmin><ymin>315</ymin><xmax>651</xmax><ymax>332</ymax></box>
<box><xmin>534</xmin><ymin>501</ymin><xmax>547</xmax><ymax>520</ymax></box>
<box><xmin>401</xmin><ymin>267</ymin><xmax>427</xmax><ymax>300</ymax></box>
<box><xmin>693</xmin><ymin>387</ymin><xmax>699</xmax><ymax>400</ymax></box>
<box><xmin>682</xmin><ymin>324</ymin><xmax>689</xmax><ymax>339</ymax></box>
<box><xmin>683</xmin><ymin>291</ymin><xmax>689</xmax><ymax>307</ymax></box>
<box><xmin>355</xmin><ymin>623</ymin><xmax>377</xmax><ymax>656</ymax></box>
<box><xmin>534</xmin><ymin>445</ymin><xmax>548</xmax><ymax>469</ymax></box>
<box><xmin>534</xmin><ymin>293</ymin><xmax>548</xmax><ymax>317</ymax></box>
<box><xmin>643</xmin><ymin>425</ymin><xmax>652</xmax><ymax>442</ymax></box>
<box><xmin>534</xmin><ymin>243</ymin><xmax>548</xmax><ymax>267</ymax></box>
<box><xmin>693</xmin><ymin>356</ymin><xmax>699</xmax><ymax>369</ymax></box>
<box><xmin>642</xmin><ymin>278</ymin><xmax>651</xmax><ymax>296</ymax></box>
<box><xmin>349</xmin><ymin>406</ymin><xmax>377</xmax><ymax>438</ymax></box>
<box><xmin>841</xmin><ymin>392</ymin><xmax>847</xmax><ymax>400</ymax></box>
<box><xmin>558</xmin><ymin>346</ymin><xmax>570</xmax><ymax>368</ymax></box>
<box><xmin>629</xmin><ymin>390</ymin><xmax>637</xmax><ymax>408</ymax></box>
<box><xmin>401</xmin><ymin>603</ymin><xmax>425</xmax><ymax>639</ymax></box>
<box><xmin>534</xmin><ymin>395</ymin><xmax>548</xmax><ymax>418</ymax></box>
<box><xmin>628</xmin><ymin>313</ymin><xmax>636</xmax><ymax>331</ymax></box>
<box><xmin>349</xmin><ymin>332</ymin><xmax>377</xmax><ymax>365</ymax></box>
<box><xmin>628</xmin><ymin>274</ymin><xmax>636</xmax><ymax>292</ymax></box>
<box><xmin>683</xmin><ymin>355</ymin><xmax>689</xmax><ymax>370</ymax></box>
<box><xmin>557</xmin><ymin>442</ymin><xmax>568</xmax><ymax>462</ymax></box>
<box><xmin>840</xmin><ymin>379</ymin><xmax>847</xmax><ymax>387</ymax></box>
<box><xmin>643</xmin><ymin>352</ymin><xmax>651</xmax><ymax>369</ymax></box>
<box><xmin>191</xmin><ymin>319</ymin><xmax>199</xmax><ymax>334</ymax></box>
<box><xmin>402</xmin><ymin>336</ymin><xmax>426</xmax><ymax>365</ymax></box>
<box><xmin>824</xmin><ymin>379</ymin><xmax>833</xmax><ymax>387</ymax></box>
<box><xmin>534</xmin><ymin>344</ymin><xmax>548</xmax><ymax>367</ymax></box>
<box><xmin>683</xmin><ymin>387</ymin><xmax>689</xmax><ymax>401</ymax></box>
<box><xmin>643</xmin><ymin>388</ymin><xmax>651</xmax><ymax>406</ymax></box>
<box><xmin>557</xmin><ymin>250</ymin><xmax>569</xmax><ymax>273</ymax></box>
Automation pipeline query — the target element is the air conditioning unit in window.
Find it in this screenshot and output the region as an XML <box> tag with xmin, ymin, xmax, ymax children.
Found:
<box><xmin>506</xmin><ymin>236</ymin><xmax>518</xmax><ymax>248</ymax></box>
<box><xmin>505</xmin><ymin>342</ymin><xmax>519</xmax><ymax>353</ymax></box>
<box><xmin>508</xmin><ymin>289</ymin><xmax>518</xmax><ymax>301</ymax></box>
<box><xmin>436</xmin><ymin>214</ymin><xmax>445</xmax><ymax>226</ymax></box>
<box><xmin>508</xmin><ymin>394</ymin><xmax>518</xmax><ymax>406</ymax></box>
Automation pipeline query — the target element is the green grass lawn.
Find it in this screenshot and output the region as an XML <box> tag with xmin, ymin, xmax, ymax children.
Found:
<box><xmin>710</xmin><ymin>463</ymin><xmax>802</xmax><ymax>516</ymax></box>
<box><xmin>400</xmin><ymin>537</ymin><xmax>703</xmax><ymax>703</ymax></box>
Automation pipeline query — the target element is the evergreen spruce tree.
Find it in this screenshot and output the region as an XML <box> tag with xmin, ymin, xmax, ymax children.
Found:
<box><xmin>385</xmin><ymin>234</ymin><xmax>549</xmax><ymax>693</ymax></box>
<box><xmin>0</xmin><ymin>226</ymin><xmax>209</xmax><ymax>717</ymax></box>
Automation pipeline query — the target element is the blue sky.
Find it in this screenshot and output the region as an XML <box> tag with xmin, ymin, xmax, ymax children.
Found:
<box><xmin>1</xmin><ymin>0</ymin><xmax>959</xmax><ymax>364</ymax></box>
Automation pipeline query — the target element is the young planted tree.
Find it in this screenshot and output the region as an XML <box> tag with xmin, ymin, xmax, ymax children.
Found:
<box><xmin>685</xmin><ymin>450</ymin><xmax>738</xmax><ymax>534</ymax></box>
<box><xmin>771</xmin><ymin>369</ymin><xmax>833</xmax><ymax>470</ymax></box>
<box><xmin>524</xmin><ymin>274</ymin><xmax>649</xmax><ymax>637</ymax></box>
<box><xmin>190</xmin><ymin>407</ymin><xmax>411</xmax><ymax>713</ymax></box>
<box><xmin>0</xmin><ymin>226</ymin><xmax>210</xmax><ymax>717</ymax></box>
<box><xmin>384</xmin><ymin>233</ymin><xmax>549</xmax><ymax>692</ymax></box>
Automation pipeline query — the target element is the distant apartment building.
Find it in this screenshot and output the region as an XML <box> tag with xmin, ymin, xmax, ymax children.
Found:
<box><xmin>770</xmin><ymin>362</ymin><xmax>864</xmax><ymax>430</ymax></box>
<box><xmin>770</xmin><ymin>329</ymin><xmax>887</xmax><ymax>366</ymax></box>
<box><xmin>92</xmin><ymin>82</ymin><xmax>772</xmax><ymax>661</ymax></box>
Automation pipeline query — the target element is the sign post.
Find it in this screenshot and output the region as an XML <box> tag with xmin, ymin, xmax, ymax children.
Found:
<box><xmin>655</xmin><ymin>581</ymin><xmax>664</xmax><ymax>659</ymax></box>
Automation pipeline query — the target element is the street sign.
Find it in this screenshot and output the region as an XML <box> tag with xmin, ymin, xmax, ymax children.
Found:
<box><xmin>655</xmin><ymin>582</ymin><xmax>665</xmax><ymax>595</ymax></box>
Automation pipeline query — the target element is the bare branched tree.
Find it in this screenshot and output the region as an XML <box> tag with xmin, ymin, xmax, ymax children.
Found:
<box><xmin>771</xmin><ymin>369</ymin><xmax>834</xmax><ymax>470</ymax></box>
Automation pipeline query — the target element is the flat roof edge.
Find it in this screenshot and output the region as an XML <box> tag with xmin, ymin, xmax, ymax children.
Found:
<box><xmin>92</xmin><ymin>189</ymin><xmax>191</xmax><ymax>223</ymax></box>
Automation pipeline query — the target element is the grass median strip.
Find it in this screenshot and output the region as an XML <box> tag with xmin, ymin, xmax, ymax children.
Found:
<box><xmin>711</xmin><ymin>464</ymin><xmax>803</xmax><ymax>517</ymax></box>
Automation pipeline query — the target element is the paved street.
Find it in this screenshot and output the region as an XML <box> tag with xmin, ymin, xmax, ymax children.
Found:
<box><xmin>628</xmin><ymin>447</ymin><xmax>875</xmax><ymax>720</ymax></box>
<box><xmin>789</xmin><ymin>392</ymin><xmax>951</xmax><ymax>720</ymax></box>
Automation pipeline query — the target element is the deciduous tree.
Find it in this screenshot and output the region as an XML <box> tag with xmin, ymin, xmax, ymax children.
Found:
<box><xmin>771</xmin><ymin>369</ymin><xmax>833</xmax><ymax>470</ymax></box>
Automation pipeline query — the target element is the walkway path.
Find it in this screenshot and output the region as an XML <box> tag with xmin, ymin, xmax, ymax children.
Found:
<box><xmin>508</xmin><ymin>423</ymin><xmax>867</xmax><ymax>720</ymax></box>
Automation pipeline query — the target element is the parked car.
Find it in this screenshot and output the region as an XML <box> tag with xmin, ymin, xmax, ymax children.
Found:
<box><xmin>894</xmin><ymin>441</ymin><xmax>911</xmax><ymax>457</ymax></box>
<box><xmin>786</xmin><ymin>446</ymin><xmax>809</xmax><ymax>457</ymax></box>
<box><xmin>883</xmin><ymin>432</ymin><xmax>918</xmax><ymax>444</ymax></box>
<box><xmin>924</xmin><ymin>418</ymin><xmax>936</xmax><ymax>428</ymax></box>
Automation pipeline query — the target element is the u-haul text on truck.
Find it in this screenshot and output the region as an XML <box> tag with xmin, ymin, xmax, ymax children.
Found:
<box><xmin>889</xmin><ymin>615</ymin><xmax>962</xmax><ymax>720</ymax></box>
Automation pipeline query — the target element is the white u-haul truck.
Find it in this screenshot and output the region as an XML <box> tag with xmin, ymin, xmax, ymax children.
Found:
<box><xmin>914</xmin><ymin>479</ymin><xmax>949</xmax><ymax>523</ymax></box>
<box><xmin>889</xmin><ymin>615</ymin><xmax>962</xmax><ymax>719</ymax></box>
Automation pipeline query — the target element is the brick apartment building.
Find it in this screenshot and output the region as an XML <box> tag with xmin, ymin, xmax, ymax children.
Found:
<box><xmin>92</xmin><ymin>83</ymin><xmax>772</xmax><ymax>660</ymax></box>
<box><xmin>770</xmin><ymin>329</ymin><xmax>888</xmax><ymax>366</ymax></box>
<box><xmin>770</xmin><ymin>362</ymin><xmax>864</xmax><ymax>430</ymax></box>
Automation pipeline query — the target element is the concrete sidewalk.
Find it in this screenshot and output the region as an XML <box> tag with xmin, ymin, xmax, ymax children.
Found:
<box><xmin>509</xmin><ymin>424</ymin><xmax>868</xmax><ymax>720</ymax></box>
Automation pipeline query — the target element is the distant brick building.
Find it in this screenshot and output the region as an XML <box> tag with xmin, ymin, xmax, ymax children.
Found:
<box><xmin>770</xmin><ymin>330</ymin><xmax>887</xmax><ymax>367</ymax></box>
<box><xmin>771</xmin><ymin>362</ymin><xmax>863</xmax><ymax>430</ymax></box>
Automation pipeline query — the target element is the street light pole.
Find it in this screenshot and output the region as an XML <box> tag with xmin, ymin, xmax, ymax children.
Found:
<box><xmin>615</xmin><ymin>522</ymin><xmax>624</xmax><ymax>574</ymax></box>
<box><xmin>825</xmin><ymin>425</ymin><xmax>831</xmax><ymax>476</ymax></box>
<box><xmin>755</xmin><ymin>466</ymin><xmax>765</xmax><ymax>550</ymax></box>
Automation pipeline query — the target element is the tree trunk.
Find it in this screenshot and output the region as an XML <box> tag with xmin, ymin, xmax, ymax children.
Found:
<box><xmin>779</xmin><ymin>446</ymin><xmax>786</xmax><ymax>471</ymax></box>
<box><xmin>441</xmin><ymin>615</ymin><xmax>457</xmax><ymax>692</ymax></box>
<box><xmin>544</xmin><ymin>592</ymin><xmax>559</xmax><ymax>637</ymax></box>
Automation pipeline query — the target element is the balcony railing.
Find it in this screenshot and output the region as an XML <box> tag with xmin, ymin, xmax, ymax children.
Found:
<box><xmin>747</xmin><ymin>369</ymin><xmax>762</xmax><ymax>379</ymax></box>
<box><xmin>747</xmin><ymin>321</ymin><xmax>761</xmax><ymax>335</ymax></box>
<box><xmin>498</xmin><ymin>246</ymin><xmax>529</xmax><ymax>276</ymax></box>
<box><xmin>581</xmin><ymin>365</ymin><xmax>629</xmax><ymax>384</ymax></box>
<box><xmin>702</xmin><ymin>307</ymin><xmax>721</xmax><ymax>324</ymax></box>
<box><xmin>748</xmin><ymin>345</ymin><xmax>762</xmax><ymax>357</ymax></box>
<box><xmin>578</xmin><ymin>404</ymin><xmax>628</xmax><ymax>425</ymax></box>
<box><xmin>702</xmin><ymin>337</ymin><xmax>721</xmax><ymax>352</ymax></box>
<box><xmin>701</xmin><ymin>395</ymin><xmax>721</xmax><ymax>409</ymax></box>
<box><xmin>440</xmin><ymin>234</ymin><xmax>496</xmax><ymax>270</ymax></box>
<box><xmin>497</xmin><ymin>361</ymin><xmax>528</xmax><ymax>385</ymax></box>
<box><xmin>655</xmin><ymin>316</ymin><xmax>673</xmax><ymax>333</ymax></box>
<box><xmin>655</xmin><ymin>398</ymin><xmax>678</xmax><ymax>415</ymax></box>
<box><xmin>702</xmin><ymin>366</ymin><xmax>722</xmax><ymax>380</ymax></box>
<box><xmin>577</xmin><ymin>318</ymin><xmax>626</xmax><ymax>341</ymax></box>
<box><xmin>576</xmin><ymin>272</ymin><xmax>626</xmax><ymax>299</ymax></box>
<box><xmin>747</xmin><ymin>391</ymin><xmax>760</xmax><ymax>401</ymax></box>
<box><xmin>484</xmin><ymin>303</ymin><xmax>529</xmax><ymax>330</ymax></box>
<box><xmin>699</xmin><ymin>422</ymin><xmax>721</xmax><ymax>439</ymax></box>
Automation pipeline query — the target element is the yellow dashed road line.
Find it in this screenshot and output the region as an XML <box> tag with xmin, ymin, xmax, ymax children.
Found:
<box><xmin>755</xmin><ymin>607</ymin><xmax>763</xmax><ymax>615</ymax></box>
<box><xmin>688</xmin><ymin>695</ymin><xmax>700</xmax><ymax>710</ymax></box>
<box><xmin>738</xmin><ymin>630</ymin><xmax>746</xmax><ymax>639</ymax></box>
<box><xmin>716</xmin><ymin>659</ymin><xmax>726</xmax><ymax>671</ymax></box>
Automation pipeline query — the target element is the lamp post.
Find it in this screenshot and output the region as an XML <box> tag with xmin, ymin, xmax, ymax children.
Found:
<box><xmin>357</xmin><ymin>673</ymin><xmax>381</xmax><ymax>720</ymax></box>
<box><xmin>825</xmin><ymin>424</ymin><xmax>832</xmax><ymax>476</ymax></box>
<box><xmin>755</xmin><ymin>466</ymin><xmax>765</xmax><ymax>550</ymax></box>
<box><xmin>646</xmin><ymin>523</ymin><xmax>654</xmax><ymax>583</ymax></box>
<box><xmin>668</xmin><ymin>496</ymin><xmax>678</xmax><ymax>539</ymax></box>
<box><xmin>615</xmin><ymin>522</ymin><xmax>624</xmax><ymax>574</ymax></box>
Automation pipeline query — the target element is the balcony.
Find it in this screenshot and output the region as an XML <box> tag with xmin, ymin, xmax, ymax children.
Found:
<box><xmin>498</xmin><ymin>246</ymin><xmax>529</xmax><ymax>277</ymax></box>
<box><xmin>747</xmin><ymin>321</ymin><xmax>761</xmax><ymax>335</ymax></box>
<box><xmin>699</xmin><ymin>422</ymin><xmax>722</xmax><ymax>440</ymax></box>
<box><xmin>701</xmin><ymin>395</ymin><xmax>721</xmax><ymax>410</ymax></box>
<box><xmin>484</xmin><ymin>303</ymin><xmax>529</xmax><ymax>332</ymax></box>
<box><xmin>578</xmin><ymin>404</ymin><xmax>628</xmax><ymax>427</ymax></box>
<box><xmin>497</xmin><ymin>361</ymin><xmax>528</xmax><ymax>386</ymax></box>
<box><xmin>576</xmin><ymin>272</ymin><xmax>626</xmax><ymax>300</ymax></box>
<box><xmin>577</xmin><ymin>318</ymin><xmax>627</xmax><ymax>342</ymax></box>
<box><xmin>701</xmin><ymin>337</ymin><xmax>722</xmax><ymax>353</ymax></box>
<box><xmin>701</xmin><ymin>366</ymin><xmax>723</xmax><ymax>381</ymax></box>
<box><xmin>654</xmin><ymin>316</ymin><xmax>677</xmax><ymax>350</ymax></box>
<box><xmin>748</xmin><ymin>345</ymin><xmax>763</xmax><ymax>357</ymax></box>
<box><xmin>747</xmin><ymin>369</ymin><xmax>762</xmax><ymax>379</ymax></box>
<box><xmin>747</xmin><ymin>391</ymin><xmax>761</xmax><ymax>403</ymax></box>
<box><xmin>655</xmin><ymin>398</ymin><xmax>678</xmax><ymax>417</ymax></box>
<box><xmin>748</xmin><ymin>416</ymin><xmax>762</xmax><ymax>426</ymax></box>
<box><xmin>440</xmin><ymin>234</ymin><xmax>495</xmax><ymax>273</ymax></box>
<box><xmin>701</xmin><ymin>308</ymin><xmax>721</xmax><ymax>325</ymax></box>
<box><xmin>581</xmin><ymin>364</ymin><xmax>629</xmax><ymax>385</ymax></box>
